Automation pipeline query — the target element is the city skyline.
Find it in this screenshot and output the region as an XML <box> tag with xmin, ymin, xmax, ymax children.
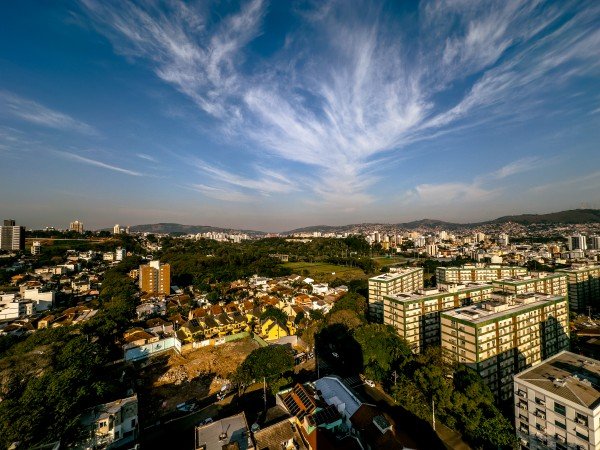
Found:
<box><xmin>1</xmin><ymin>0</ymin><xmax>599</xmax><ymax>231</ymax></box>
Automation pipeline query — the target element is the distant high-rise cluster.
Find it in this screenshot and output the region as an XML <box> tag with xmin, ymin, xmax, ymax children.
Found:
<box><xmin>69</xmin><ymin>220</ymin><xmax>84</xmax><ymax>233</ymax></box>
<box><xmin>0</xmin><ymin>219</ymin><xmax>25</xmax><ymax>251</ymax></box>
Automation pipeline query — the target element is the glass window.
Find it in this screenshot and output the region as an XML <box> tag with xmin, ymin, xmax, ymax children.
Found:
<box><xmin>554</xmin><ymin>402</ymin><xmax>566</xmax><ymax>416</ymax></box>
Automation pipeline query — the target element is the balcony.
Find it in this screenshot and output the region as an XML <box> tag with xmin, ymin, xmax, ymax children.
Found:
<box><xmin>555</xmin><ymin>434</ymin><xmax>566</xmax><ymax>443</ymax></box>
<box><xmin>535</xmin><ymin>398</ymin><xmax>545</xmax><ymax>406</ymax></box>
<box><xmin>516</xmin><ymin>389</ymin><xmax>527</xmax><ymax>398</ymax></box>
<box><xmin>534</xmin><ymin>410</ymin><xmax>546</xmax><ymax>420</ymax></box>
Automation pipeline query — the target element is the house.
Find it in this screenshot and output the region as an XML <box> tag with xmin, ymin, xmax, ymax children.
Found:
<box><xmin>252</xmin><ymin>418</ymin><xmax>307</xmax><ymax>450</ymax></box>
<box><xmin>261</xmin><ymin>319</ymin><xmax>290</xmax><ymax>341</ymax></box>
<box><xmin>194</xmin><ymin>412</ymin><xmax>253</xmax><ymax>450</ymax></box>
<box><xmin>80</xmin><ymin>395</ymin><xmax>138</xmax><ymax>449</ymax></box>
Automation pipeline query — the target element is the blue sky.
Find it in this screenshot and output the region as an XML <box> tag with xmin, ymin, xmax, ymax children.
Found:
<box><xmin>0</xmin><ymin>0</ymin><xmax>599</xmax><ymax>231</ymax></box>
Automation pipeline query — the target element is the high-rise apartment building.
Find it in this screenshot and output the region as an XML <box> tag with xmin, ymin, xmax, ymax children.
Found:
<box><xmin>493</xmin><ymin>272</ymin><xmax>568</xmax><ymax>297</ymax></box>
<box><xmin>139</xmin><ymin>260</ymin><xmax>170</xmax><ymax>294</ymax></box>
<box><xmin>0</xmin><ymin>219</ymin><xmax>25</xmax><ymax>251</ymax></box>
<box><xmin>568</xmin><ymin>234</ymin><xmax>588</xmax><ymax>251</ymax></box>
<box><xmin>590</xmin><ymin>235</ymin><xmax>600</xmax><ymax>250</ymax></box>
<box><xmin>113</xmin><ymin>224</ymin><xmax>121</xmax><ymax>235</ymax></box>
<box><xmin>441</xmin><ymin>292</ymin><xmax>569</xmax><ymax>400</ymax></box>
<box><xmin>436</xmin><ymin>264</ymin><xmax>527</xmax><ymax>284</ymax></box>
<box><xmin>383</xmin><ymin>282</ymin><xmax>493</xmax><ymax>352</ymax></box>
<box><xmin>514</xmin><ymin>351</ymin><xmax>600</xmax><ymax>450</ymax></box>
<box><xmin>69</xmin><ymin>220</ymin><xmax>84</xmax><ymax>233</ymax></box>
<box><xmin>498</xmin><ymin>233</ymin><xmax>509</xmax><ymax>246</ymax></box>
<box><xmin>368</xmin><ymin>268</ymin><xmax>424</xmax><ymax>322</ymax></box>
<box><xmin>556</xmin><ymin>266</ymin><xmax>600</xmax><ymax>313</ymax></box>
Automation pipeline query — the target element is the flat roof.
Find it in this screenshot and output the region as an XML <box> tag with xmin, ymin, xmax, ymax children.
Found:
<box><xmin>384</xmin><ymin>282</ymin><xmax>492</xmax><ymax>303</ymax></box>
<box><xmin>369</xmin><ymin>268</ymin><xmax>422</xmax><ymax>282</ymax></box>
<box><xmin>557</xmin><ymin>265</ymin><xmax>600</xmax><ymax>273</ymax></box>
<box><xmin>442</xmin><ymin>294</ymin><xmax>565</xmax><ymax>324</ymax></box>
<box><xmin>515</xmin><ymin>351</ymin><xmax>600</xmax><ymax>410</ymax></box>
<box><xmin>195</xmin><ymin>412</ymin><xmax>251</xmax><ymax>450</ymax></box>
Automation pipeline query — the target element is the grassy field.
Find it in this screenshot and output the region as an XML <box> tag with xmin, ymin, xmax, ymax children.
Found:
<box><xmin>372</xmin><ymin>256</ymin><xmax>408</xmax><ymax>267</ymax></box>
<box><xmin>283</xmin><ymin>262</ymin><xmax>367</xmax><ymax>282</ymax></box>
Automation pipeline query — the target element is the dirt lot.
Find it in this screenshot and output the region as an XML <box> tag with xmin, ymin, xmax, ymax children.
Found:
<box><xmin>135</xmin><ymin>338</ymin><xmax>259</xmax><ymax>420</ymax></box>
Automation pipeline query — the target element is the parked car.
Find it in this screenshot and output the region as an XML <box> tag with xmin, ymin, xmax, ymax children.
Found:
<box><xmin>202</xmin><ymin>417</ymin><xmax>213</xmax><ymax>425</ymax></box>
<box><xmin>365</xmin><ymin>379</ymin><xmax>375</xmax><ymax>387</ymax></box>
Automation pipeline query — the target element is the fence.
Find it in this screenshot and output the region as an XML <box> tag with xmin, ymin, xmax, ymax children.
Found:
<box><xmin>124</xmin><ymin>336</ymin><xmax>182</xmax><ymax>362</ymax></box>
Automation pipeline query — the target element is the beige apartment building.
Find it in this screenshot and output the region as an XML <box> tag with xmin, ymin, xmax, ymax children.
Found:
<box><xmin>514</xmin><ymin>351</ymin><xmax>600</xmax><ymax>450</ymax></box>
<box><xmin>139</xmin><ymin>260</ymin><xmax>171</xmax><ymax>295</ymax></box>
<box><xmin>493</xmin><ymin>272</ymin><xmax>568</xmax><ymax>297</ymax></box>
<box><xmin>383</xmin><ymin>282</ymin><xmax>493</xmax><ymax>352</ymax></box>
<box><xmin>368</xmin><ymin>267</ymin><xmax>424</xmax><ymax>322</ymax></box>
<box><xmin>556</xmin><ymin>266</ymin><xmax>600</xmax><ymax>313</ymax></box>
<box><xmin>441</xmin><ymin>292</ymin><xmax>569</xmax><ymax>400</ymax></box>
<box><xmin>436</xmin><ymin>264</ymin><xmax>528</xmax><ymax>284</ymax></box>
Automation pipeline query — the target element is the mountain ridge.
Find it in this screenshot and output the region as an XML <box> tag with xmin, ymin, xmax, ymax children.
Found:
<box><xmin>118</xmin><ymin>209</ymin><xmax>600</xmax><ymax>235</ymax></box>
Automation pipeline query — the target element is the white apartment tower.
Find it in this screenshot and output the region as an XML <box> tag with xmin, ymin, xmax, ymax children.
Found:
<box><xmin>514</xmin><ymin>351</ymin><xmax>600</xmax><ymax>450</ymax></box>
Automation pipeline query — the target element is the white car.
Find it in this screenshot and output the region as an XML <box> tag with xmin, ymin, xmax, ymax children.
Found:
<box><xmin>365</xmin><ymin>379</ymin><xmax>375</xmax><ymax>387</ymax></box>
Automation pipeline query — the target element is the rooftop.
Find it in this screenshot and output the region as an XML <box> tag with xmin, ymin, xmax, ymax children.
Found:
<box><xmin>442</xmin><ymin>293</ymin><xmax>564</xmax><ymax>323</ymax></box>
<box><xmin>369</xmin><ymin>267</ymin><xmax>422</xmax><ymax>282</ymax></box>
<box><xmin>384</xmin><ymin>282</ymin><xmax>492</xmax><ymax>303</ymax></box>
<box><xmin>314</xmin><ymin>376</ymin><xmax>363</xmax><ymax>418</ymax></box>
<box><xmin>195</xmin><ymin>412</ymin><xmax>251</xmax><ymax>450</ymax></box>
<box><xmin>515</xmin><ymin>351</ymin><xmax>600</xmax><ymax>410</ymax></box>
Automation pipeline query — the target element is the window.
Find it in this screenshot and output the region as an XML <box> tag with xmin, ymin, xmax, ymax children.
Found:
<box><xmin>555</xmin><ymin>420</ymin><xmax>566</xmax><ymax>430</ymax></box>
<box><xmin>554</xmin><ymin>402</ymin><xmax>566</xmax><ymax>416</ymax></box>
<box><xmin>575</xmin><ymin>412</ymin><xmax>588</xmax><ymax>427</ymax></box>
<box><xmin>575</xmin><ymin>430</ymin><xmax>589</xmax><ymax>441</ymax></box>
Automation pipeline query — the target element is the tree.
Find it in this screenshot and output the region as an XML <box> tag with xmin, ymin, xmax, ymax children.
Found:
<box><xmin>233</xmin><ymin>346</ymin><xmax>294</xmax><ymax>394</ymax></box>
<box><xmin>309</xmin><ymin>310</ymin><xmax>324</xmax><ymax>321</ymax></box>
<box><xmin>353</xmin><ymin>324</ymin><xmax>411</xmax><ymax>381</ymax></box>
<box><xmin>330</xmin><ymin>292</ymin><xmax>367</xmax><ymax>319</ymax></box>
<box><xmin>261</xmin><ymin>306</ymin><xmax>288</xmax><ymax>325</ymax></box>
<box><xmin>326</xmin><ymin>309</ymin><xmax>362</xmax><ymax>330</ymax></box>
<box><xmin>294</xmin><ymin>311</ymin><xmax>305</xmax><ymax>326</ymax></box>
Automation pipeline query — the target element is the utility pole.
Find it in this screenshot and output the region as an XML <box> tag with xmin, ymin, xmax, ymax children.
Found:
<box><xmin>432</xmin><ymin>399</ymin><xmax>436</xmax><ymax>431</ymax></box>
<box><xmin>263</xmin><ymin>377</ymin><xmax>267</xmax><ymax>413</ymax></box>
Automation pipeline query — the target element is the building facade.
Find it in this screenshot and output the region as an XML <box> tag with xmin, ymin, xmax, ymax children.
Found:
<box><xmin>368</xmin><ymin>268</ymin><xmax>424</xmax><ymax>322</ymax></box>
<box><xmin>556</xmin><ymin>266</ymin><xmax>600</xmax><ymax>314</ymax></box>
<box><xmin>0</xmin><ymin>219</ymin><xmax>25</xmax><ymax>251</ymax></box>
<box><xmin>493</xmin><ymin>272</ymin><xmax>568</xmax><ymax>297</ymax></box>
<box><xmin>69</xmin><ymin>220</ymin><xmax>84</xmax><ymax>233</ymax></box>
<box><xmin>383</xmin><ymin>282</ymin><xmax>493</xmax><ymax>352</ymax></box>
<box><xmin>436</xmin><ymin>265</ymin><xmax>528</xmax><ymax>284</ymax></box>
<box><xmin>139</xmin><ymin>260</ymin><xmax>171</xmax><ymax>294</ymax></box>
<box><xmin>441</xmin><ymin>292</ymin><xmax>569</xmax><ymax>400</ymax></box>
<box><xmin>514</xmin><ymin>351</ymin><xmax>600</xmax><ymax>450</ymax></box>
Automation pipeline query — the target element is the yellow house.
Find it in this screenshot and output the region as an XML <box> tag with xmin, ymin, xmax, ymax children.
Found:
<box><xmin>261</xmin><ymin>318</ymin><xmax>291</xmax><ymax>341</ymax></box>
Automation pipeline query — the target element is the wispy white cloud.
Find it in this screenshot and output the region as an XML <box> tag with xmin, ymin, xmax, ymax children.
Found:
<box><xmin>532</xmin><ymin>170</ymin><xmax>600</xmax><ymax>193</ymax></box>
<box><xmin>55</xmin><ymin>151</ymin><xmax>142</xmax><ymax>176</ymax></box>
<box><xmin>80</xmin><ymin>0</ymin><xmax>600</xmax><ymax>205</ymax></box>
<box><xmin>80</xmin><ymin>0</ymin><xmax>265</xmax><ymax>118</ymax></box>
<box><xmin>488</xmin><ymin>157</ymin><xmax>541</xmax><ymax>180</ymax></box>
<box><xmin>191</xmin><ymin>159</ymin><xmax>297</xmax><ymax>199</ymax></box>
<box><xmin>188</xmin><ymin>183</ymin><xmax>253</xmax><ymax>202</ymax></box>
<box><xmin>0</xmin><ymin>91</ymin><xmax>97</xmax><ymax>135</ymax></box>
<box><xmin>136</xmin><ymin>153</ymin><xmax>157</xmax><ymax>162</ymax></box>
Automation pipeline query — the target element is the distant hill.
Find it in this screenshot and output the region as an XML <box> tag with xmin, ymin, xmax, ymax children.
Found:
<box><xmin>285</xmin><ymin>209</ymin><xmax>600</xmax><ymax>234</ymax></box>
<box><xmin>121</xmin><ymin>209</ymin><xmax>600</xmax><ymax>236</ymax></box>
<box><xmin>128</xmin><ymin>223</ymin><xmax>266</xmax><ymax>235</ymax></box>
<box><xmin>490</xmin><ymin>209</ymin><xmax>600</xmax><ymax>225</ymax></box>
